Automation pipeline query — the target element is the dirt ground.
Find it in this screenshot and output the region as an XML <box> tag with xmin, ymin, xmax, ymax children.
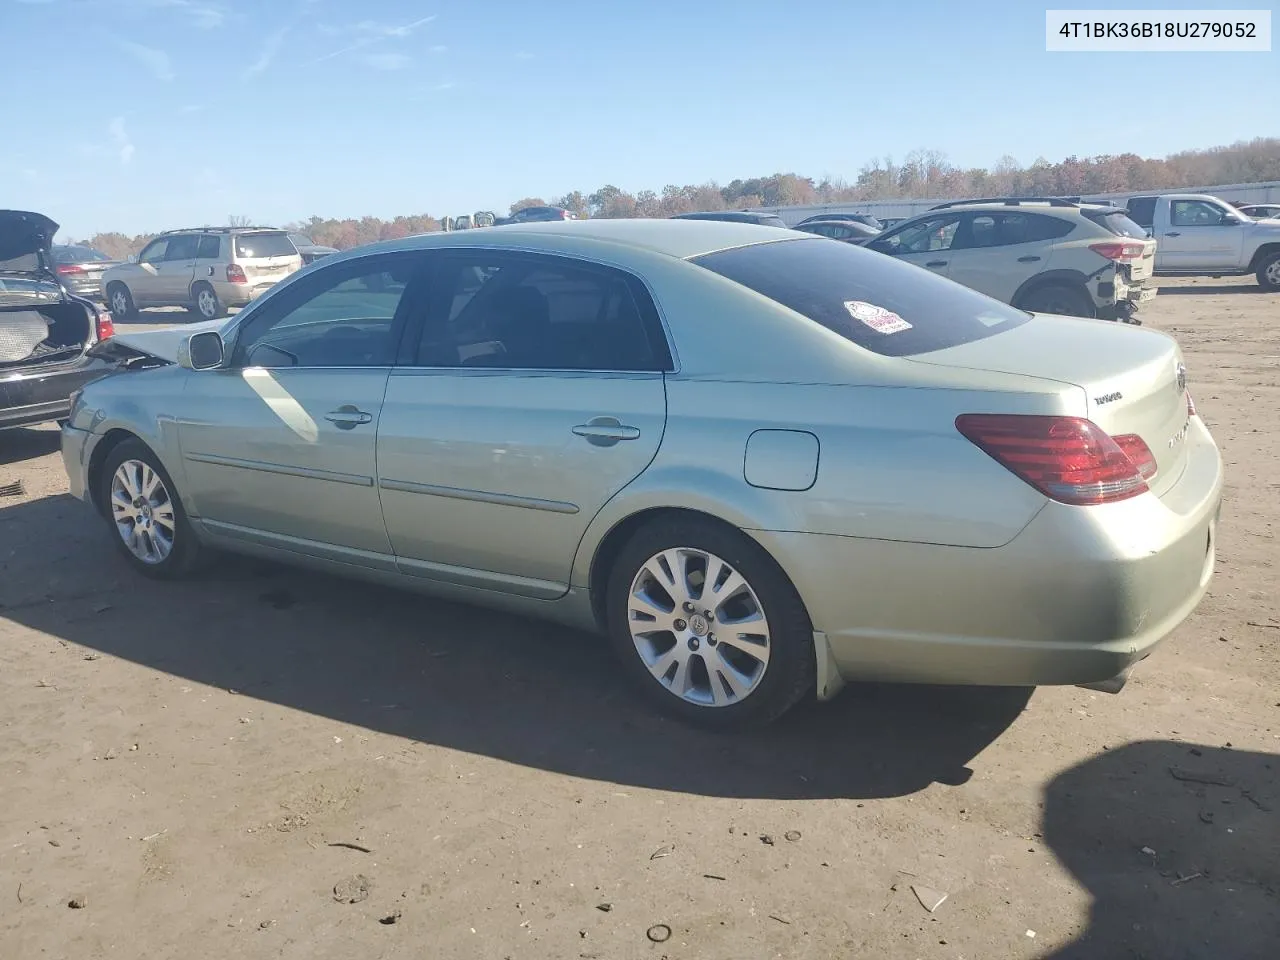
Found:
<box><xmin>1</xmin><ymin>278</ymin><xmax>1277</xmax><ymax>960</ymax></box>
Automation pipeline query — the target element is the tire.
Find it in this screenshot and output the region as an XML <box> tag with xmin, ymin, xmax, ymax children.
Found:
<box><xmin>99</xmin><ymin>438</ymin><xmax>206</xmax><ymax>580</ymax></box>
<box><xmin>1017</xmin><ymin>282</ymin><xmax>1096</xmax><ymax>318</ymax></box>
<box><xmin>605</xmin><ymin>516</ymin><xmax>815</xmax><ymax>730</ymax></box>
<box><xmin>106</xmin><ymin>282</ymin><xmax>137</xmax><ymax>321</ymax></box>
<box><xmin>1256</xmin><ymin>251</ymin><xmax>1280</xmax><ymax>291</ymax></box>
<box><xmin>191</xmin><ymin>282</ymin><xmax>226</xmax><ymax>320</ymax></box>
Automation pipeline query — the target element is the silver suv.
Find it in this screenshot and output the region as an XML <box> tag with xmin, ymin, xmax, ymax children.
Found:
<box><xmin>103</xmin><ymin>227</ymin><xmax>302</xmax><ymax>321</ymax></box>
<box><xmin>865</xmin><ymin>199</ymin><xmax>1157</xmax><ymax>322</ymax></box>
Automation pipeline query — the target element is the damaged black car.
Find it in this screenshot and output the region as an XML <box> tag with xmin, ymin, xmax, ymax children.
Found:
<box><xmin>1</xmin><ymin>210</ymin><xmax>118</xmax><ymax>431</ymax></box>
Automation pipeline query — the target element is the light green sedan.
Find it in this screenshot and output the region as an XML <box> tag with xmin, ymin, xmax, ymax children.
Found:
<box><xmin>61</xmin><ymin>219</ymin><xmax>1223</xmax><ymax>729</ymax></box>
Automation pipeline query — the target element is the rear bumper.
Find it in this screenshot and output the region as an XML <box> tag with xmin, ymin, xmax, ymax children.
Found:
<box><xmin>753</xmin><ymin>416</ymin><xmax>1223</xmax><ymax>689</ymax></box>
<box><xmin>0</xmin><ymin>356</ymin><xmax>111</xmax><ymax>431</ymax></box>
<box><xmin>62</xmin><ymin>277</ymin><xmax>105</xmax><ymax>300</ymax></box>
<box><xmin>211</xmin><ymin>280</ymin><xmax>275</xmax><ymax>308</ymax></box>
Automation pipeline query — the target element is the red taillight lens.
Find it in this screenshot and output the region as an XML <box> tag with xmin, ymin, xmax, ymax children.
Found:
<box><xmin>1187</xmin><ymin>392</ymin><xmax>1197</xmax><ymax>417</ymax></box>
<box><xmin>1111</xmin><ymin>433</ymin><xmax>1158</xmax><ymax>480</ymax></box>
<box><xmin>1089</xmin><ymin>241</ymin><xmax>1146</xmax><ymax>262</ymax></box>
<box><xmin>226</xmin><ymin>263</ymin><xmax>247</xmax><ymax>283</ymax></box>
<box><xmin>56</xmin><ymin>263</ymin><xmax>85</xmax><ymax>274</ymax></box>
<box><xmin>95</xmin><ymin>310</ymin><xmax>114</xmax><ymax>341</ymax></box>
<box><xmin>956</xmin><ymin>414</ymin><xmax>1150</xmax><ymax>505</ymax></box>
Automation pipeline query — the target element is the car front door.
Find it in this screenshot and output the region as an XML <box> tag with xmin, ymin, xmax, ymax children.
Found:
<box><xmin>1161</xmin><ymin>199</ymin><xmax>1247</xmax><ymax>270</ymax></box>
<box><xmin>177</xmin><ymin>251</ymin><xmax>430</xmax><ymax>567</ymax></box>
<box><xmin>866</xmin><ymin>214</ymin><xmax>960</xmax><ymax>278</ymax></box>
<box><xmin>157</xmin><ymin>233</ymin><xmax>200</xmax><ymax>303</ymax></box>
<box><xmin>376</xmin><ymin>250</ymin><xmax>670</xmax><ymax>598</ymax></box>
<box><xmin>129</xmin><ymin>237</ymin><xmax>169</xmax><ymax>305</ymax></box>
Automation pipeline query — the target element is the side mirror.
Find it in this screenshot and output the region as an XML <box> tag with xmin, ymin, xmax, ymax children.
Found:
<box><xmin>178</xmin><ymin>330</ymin><xmax>225</xmax><ymax>370</ymax></box>
<box><xmin>1219</xmin><ymin>214</ymin><xmax>1241</xmax><ymax>225</ymax></box>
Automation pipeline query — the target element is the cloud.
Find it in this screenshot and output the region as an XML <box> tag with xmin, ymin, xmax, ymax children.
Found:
<box><xmin>514</xmin><ymin>51</ymin><xmax>534</xmax><ymax>60</ymax></box>
<box><xmin>112</xmin><ymin>0</ymin><xmax>226</xmax><ymax>29</ymax></box>
<box><xmin>313</xmin><ymin>13</ymin><xmax>437</xmax><ymax>63</ymax></box>
<box><xmin>179</xmin><ymin>103</ymin><xmax>205</xmax><ymax>114</ymax></box>
<box><xmin>116</xmin><ymin>39</ymin><xmax>174</xmax><ymax>81</ymax></box>
<box><xmin>109</xmin><ymin>117</ymin><xmax>135</xmax><ymax>165</ymax></box>
<box><xmin>363</xmin><ymin>52</ymin><xmax>411</xmax><ymax>71</ymax></box>
<box><xmin>243</xmin><ymin>25</ymin><xmax>290</xmax><ymax>81</ymax></box>
<box><xmin>430</xmin><ymin>44</ymin><xmax>446</xmax><ymax>53</ymax></box>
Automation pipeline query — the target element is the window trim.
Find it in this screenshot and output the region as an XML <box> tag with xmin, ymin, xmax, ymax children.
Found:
<box><xmin>402</xmin><ymin>248</ymin><xmax>676</xmax><ymax>374</ymax></box>
<box><xmin>1169</xmin><ymin>199</ymin><xmax>1231</xmax><ymax>228</ymax></box>
<box><xmin>226</xmin><ymin>250</ymin><xmax>431</xmax><ymax>370</ymax></box>
<box><xmin>164</xmin><ymin>233</ymin><xmax>201</xmax><ymax>262</ymax></box>
<box><xmin>137</xmin><ymin>238</ymin><xmax>169</xmax><ymax>265</ymax></box>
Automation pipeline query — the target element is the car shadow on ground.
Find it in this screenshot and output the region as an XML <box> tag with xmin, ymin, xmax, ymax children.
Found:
<box><xmin>0</xmin><ymin>427</ymin><xmax>61</xmax><ymax>466</ymax></box>
<box><xmin>1039</xmin><ymin>740</ymin><xmax>1278</xmax><ymax>960</ymax></box>
<box><xmin>1</xmin><ymin>492</ymin><xmax>1030</xmax><ymax>802</ymax></box>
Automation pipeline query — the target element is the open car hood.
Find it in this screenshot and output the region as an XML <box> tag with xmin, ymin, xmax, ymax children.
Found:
<box><xmin>103</xmin><ymin>318</ymin><xmax>226</xmax><ymax>364</ymax></box>
<box><xmin>0</xmin><ymin>210</ymin><xmax>59</xmax><ymax>269</ymax></box>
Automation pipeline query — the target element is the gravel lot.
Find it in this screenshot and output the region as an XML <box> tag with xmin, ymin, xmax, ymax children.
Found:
<box><xmin>1</xmin><ymin>278</ymin><xmax>1277</xmax><ymax>959</ymax></box>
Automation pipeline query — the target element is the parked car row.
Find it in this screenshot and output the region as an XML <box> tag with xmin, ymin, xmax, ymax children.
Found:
<box><xmin>58</xmin><ymin>217</ymin><xmax>1224</xmax><ymax>729</ymax></box>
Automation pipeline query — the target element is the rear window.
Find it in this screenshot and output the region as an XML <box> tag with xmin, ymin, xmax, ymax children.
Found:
<box><xmin>692</xmin><ymin>237</ymin><xmax>1030</xmax><ymax>358</ymax></box>
<box><xmin>234</xmin><ymin>232</ymin><xmax>297</xmax><ymax>259</ymax></box>
<box><xmin>1125</xmin><ymin>197</ymin><xmax>1157</xmax><ymax>228</ymax></box>
<box><xmin>1086</xmin><ymin>210</ymin><xmax>1148</xmax><ymax>239</ymax></box>
<box><xmin>52</xmin><ymin>246</ymin><xmax>110</xmax><ymax>263</ymax></box>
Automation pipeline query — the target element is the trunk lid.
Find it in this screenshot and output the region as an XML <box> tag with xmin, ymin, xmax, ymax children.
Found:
<box><xmin>0</xmin><ymin>210</ymin><xmax>59</xmax><ymax>280</ymax></box>
<box><xmin>911</xmin><ymin>314</ymin><xmax>1192</xmax><ymax>497</ymax></box>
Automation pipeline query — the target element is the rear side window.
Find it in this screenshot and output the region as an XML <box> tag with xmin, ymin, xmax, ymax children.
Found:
<box><xmin>1126</xmin><ymin>197</ymin><xmax>1157</xmax><ymax>228</ymax></box>
<box><xmin>693</xmin><ymin>237</ymin><xmax>1029</xmax><ymax>358</ymax></box>
<box><xmin>1085</xmin><ymin>210</ymin><xmax>1148</xmax><ymax>238</ymax></box>
<box><xmin>234</xmin><ymin>232</ymin><xmax>296</xmax><ymax>259</ymax></box>
<box><xmin>196</xmin><ymin>235</ymin><xmax>221</xmax><ymax>259</ymax></box>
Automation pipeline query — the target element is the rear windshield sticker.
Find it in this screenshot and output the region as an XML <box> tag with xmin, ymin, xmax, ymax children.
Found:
<box><xmin>844</xmin><ymin>300</ymin><xmax>912</xmax><ymax>335</ymax></box>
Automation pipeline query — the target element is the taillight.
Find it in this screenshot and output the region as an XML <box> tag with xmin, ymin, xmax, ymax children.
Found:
<box><xmin>226</xmin><ymin>263</ymin><xmax>247</xmax><ymax>283</ymax></box>
<box><xmin>1089</xmin><ymin>241</ymin><xmax>1146</xmax><ymax>262</ymax></box>
<box><xmin>956</xmin><ymin>414</ymin><xmax>1150</xmax><ymax>505</ymax></box>
<box><xmin>1111</xmin><ymin>433</ymin><xmax>1157</xmax><ymax>480</ymax></box>
<box><xmin>1187</xmin><ymin>392</ymin><xmax>1197</xmax><ymax>417</ymax></box>
<box><xmin>56</xmin><ymin>263</ymin><xmax>85</xmax><ymax>275</ymax></box>
<box><xmin>96</xmin><ymin>310</ymin><xmax>114</xmax><ymax>341</ymax></box>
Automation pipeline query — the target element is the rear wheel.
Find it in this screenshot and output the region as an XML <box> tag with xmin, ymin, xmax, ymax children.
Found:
<box><xmin>106</xmin><ymin>283</ymin><xmax>136</xmax><ymax>321</ymax></box>
<box><xmin>1017</xmin><ymin>282</ymin><xmax>1095</xmax><ymax>318</ymax></box>
<box><xmin>99</xmin><ymin>439</ymin><xmax>206</xmax><ymax>579</ymax></box>
<box><xmin>191</xmin><ymin>282</ymin><xmax>225</xmax><ymax>320</ymax></box>
<box><xmin>605</xmin><ymin>517</ymin><xmax>815</xmax><ymax>730</ymax></box>
<box><xmin>1256</xmin><ymin>252</ymin><xmax>1280</xmax><ymax>291</ymax></box>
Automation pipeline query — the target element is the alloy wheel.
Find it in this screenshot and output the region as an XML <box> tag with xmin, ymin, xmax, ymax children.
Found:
<box><xmin>110</xmin><ymin>459</ymin><xmax>176</xmax><ymax>564</ymax></box>
<box><xmin>626</xmin><ymin>547</ymin><xmax>771</xmax><ymax>707</ymax></box>
<box><xmin>111</xmin><ymin>288</ymin><xmax>129</xmax><ymax>316</ymax></box>
<box><xmin>1266</xmin><ymin>259</ymin><xmax>1280</xmax><ymax>286</ymax></box>
<box><xmin>197</xmin><ymin>288</ymin><xmax>218</xmax><ymax>319</ymax></box>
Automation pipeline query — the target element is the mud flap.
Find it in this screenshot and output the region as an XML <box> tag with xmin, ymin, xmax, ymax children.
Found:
<box><xmin>813</xmin><ymin>630</ymin><xmax>845</xmax><ymax>701</ymax></box>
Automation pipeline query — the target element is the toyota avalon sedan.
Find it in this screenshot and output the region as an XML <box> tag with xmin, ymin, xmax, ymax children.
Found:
<box><xmin>61</xmin><ymin>219</ymin><xmax>1223</xmax><ymax>729</ymax></box>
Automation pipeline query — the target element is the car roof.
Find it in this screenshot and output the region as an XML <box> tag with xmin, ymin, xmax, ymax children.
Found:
<box><xmin>350</xmin><ymin>218</ymin><xmax>804</xmax><ymax>261</ymax></box>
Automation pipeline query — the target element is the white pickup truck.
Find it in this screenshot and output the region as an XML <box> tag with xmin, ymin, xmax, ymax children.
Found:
<box><xmin>1123</xmin><ymin>194</ymin><xmax>1280</xmax><ymax>290</ymax></box>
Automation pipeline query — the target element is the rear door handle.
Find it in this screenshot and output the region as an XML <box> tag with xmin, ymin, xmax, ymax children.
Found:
<box><xmin>926</xmin><ymin>260</ymin><xmax>948</xmax><ymax>268</ymax></box>
<box><xmin>572</xmin><ymin>416</ymin><xmax>640</xmax><ymax>446</ymax></box>
<box><xmin>325</xmin><ymin>406</ymin><xmax>374</xmax><ymax>429</ymax></box>
<box><xmin>1164</xmin><ymin>232</ymin><xmax>1181</xmax><ymax>237</ymax></box>
<box><xmin>1017</xmin><ymin>255</ymin><xmax>1042</xmax><ymax>262</ymax></box>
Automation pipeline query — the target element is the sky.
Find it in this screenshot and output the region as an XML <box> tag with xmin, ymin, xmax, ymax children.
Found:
<box><xmin>1</xmin><ymin>0</ymin><xmax>1275</xmax><ymax>238</ymax></box>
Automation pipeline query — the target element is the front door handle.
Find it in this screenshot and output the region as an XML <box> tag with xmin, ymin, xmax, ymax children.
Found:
<box><xmin>926</xmin><ymin>260</ymin><xmax>948</xmax><ymax>268</ymax></box>
<box><xmin>1164</xmin><ymin>231</ymin><xmax>1181</xmax><ymax>237</ymax></box>
<box><xmin>325</xmin><ymin>406</ymin><xmax>374</xmax><ymax>429</ymax></box>
<box><xmin>572</xmin><ymin>416</ymin><xmax>640</xmax><ymax>447</ymax></box>
<box><xmin>1017</xmin><ymin>255</ymin><xmax>1042</xmax><ymax>262</ymax></box>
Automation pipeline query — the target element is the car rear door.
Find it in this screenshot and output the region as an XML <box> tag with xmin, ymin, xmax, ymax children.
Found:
<box><xmin>945</xmin><ymin>212</ymin><xmax>1073</xmax><ymax>304</ymax></box>
<box><xmin>375</xmin><ymin>250</ymin><xmax>670</xmax><ymax>599</ymax></box>
<box><xmin>191</xmin><ymin>233</ymin><xmax>224</xmax><ymax>288</ymax></box>
<box><xmin>157</xmin><ymin>233</ymin><xmax>200</xmax><ymax>302</ymax></box>
<box><xmin>177</xmin><ymin>251</ymin><xmax>430</xmax><ymax>565</ymax></box>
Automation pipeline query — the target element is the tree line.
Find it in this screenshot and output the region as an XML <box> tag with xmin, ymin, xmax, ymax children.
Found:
<box><xmin>75</xmin><ymin>137</ymin><xmax>1279</xmax><ymax>258</ymax></box>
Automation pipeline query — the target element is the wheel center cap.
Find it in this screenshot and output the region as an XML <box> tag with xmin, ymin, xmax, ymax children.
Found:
<box><xmin>688</xmin><ymin>614</ymin><xmax>709</xmax><ymax>637</ymax></box>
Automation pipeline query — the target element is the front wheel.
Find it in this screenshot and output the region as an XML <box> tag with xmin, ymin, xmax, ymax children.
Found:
<box><xmin>99</xmin><ymin>439</ymin><xmax>206</xmax><ymax>579</ymax></box>
<box><xmin>1256</xmin><ymin>252</ymin><xmax>1280</xmax><ymax>291</ymax></box>
<box><xmin>605</xmin><ymin>517</ymin><xmax>815</xmax><ymax>730</ymax></box>
<box><xmin>1017</xmin><ymin>282</ymin><xmax>1095</xmax><ymax>318</ymax></box>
